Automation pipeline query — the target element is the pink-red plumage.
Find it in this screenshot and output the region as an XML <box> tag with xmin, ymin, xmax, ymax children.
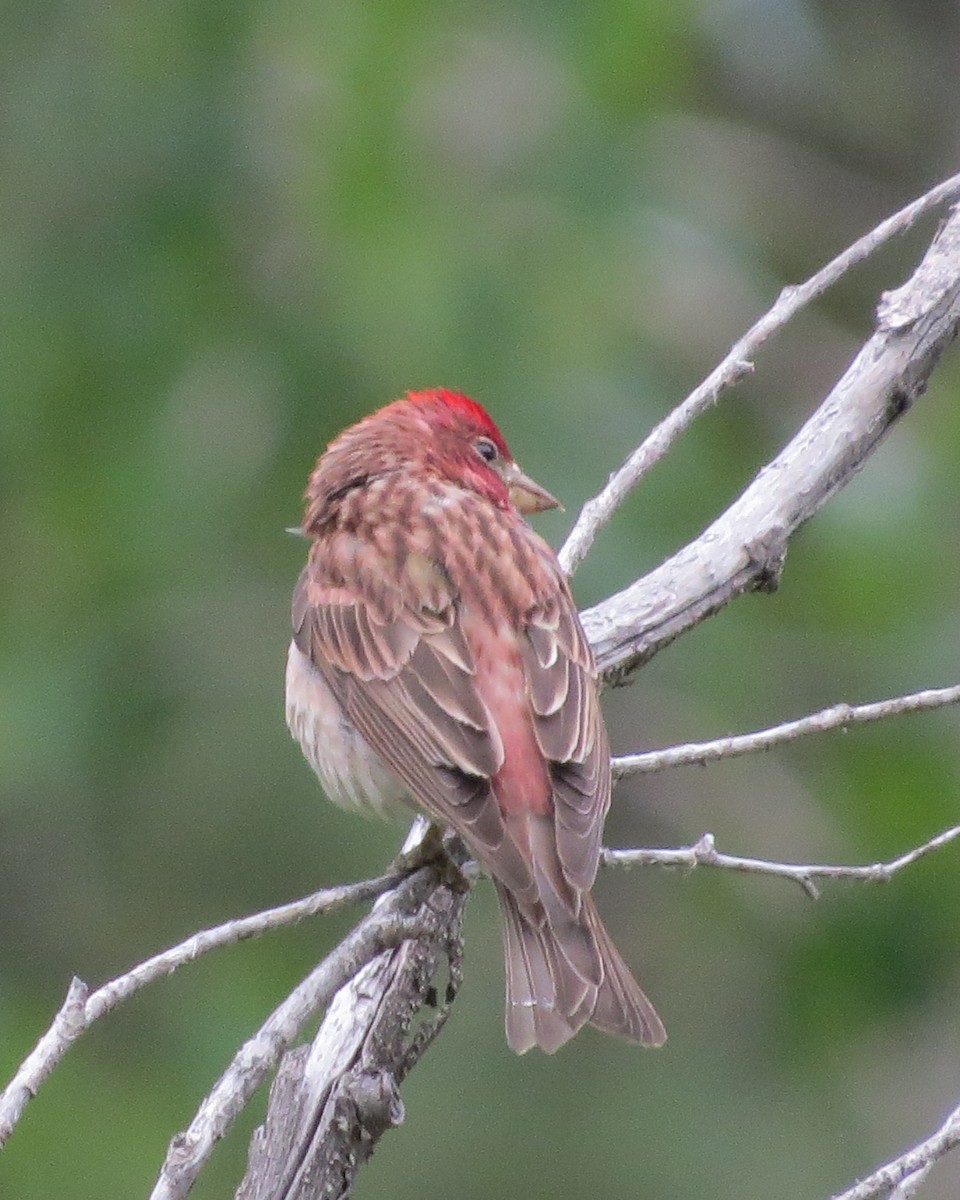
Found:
<box><xmin>285</xmin><ymin>389</ymin><xmax>665</xmax><ymax>1052</ymax></box>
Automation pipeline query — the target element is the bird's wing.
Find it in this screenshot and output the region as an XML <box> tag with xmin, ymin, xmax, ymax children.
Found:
<box><xmin>292</xmin><ymin>540</ymin><xmax>535</xmax><ymax>898</ymax></box>
<box><xmin>293</xmin><ymin>518</ymin><xmax>609</xmax><ymax>902</ymax></box>
<box><xmin>520</xmin><ymin>588</ymin><xmax>611</xmax><ymax>894</ymax></box>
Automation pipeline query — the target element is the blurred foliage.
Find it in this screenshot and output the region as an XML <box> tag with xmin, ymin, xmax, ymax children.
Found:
<box><xmin>2</xmin><ymin>1</ymin><xmax>960</xmax><ymax>1197</ymax></box>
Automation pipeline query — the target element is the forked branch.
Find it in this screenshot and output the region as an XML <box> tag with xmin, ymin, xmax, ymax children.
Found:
<box><xmin>2</xmin><ymin>178</ymin><xmax>960</xmax><ymax>1200</ymax></box>
<box><xmin>583</xmin><ymin>199</ymin><xmax>960</xmax><ymax>681</ymax></box>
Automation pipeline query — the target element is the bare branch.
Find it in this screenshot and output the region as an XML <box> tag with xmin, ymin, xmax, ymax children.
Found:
<box><xmin>583</xmin><ymin>199</ymin><xmax>960</xmax><ymax>682</ymax></box>
<box><xmin>887</xmin><ymin>1163</ymin><xmax>936</xmax><ymax>1200</ymax></box>
<box><xmin>560</xmin><ymin>172</ymin><xmax>960</xmax><ymax>576</ymax></box>
<box><xmin>830</xmin><ymin>1098</ymin><xmax>960</xmax><ymax>1200</ymax></box>
<box><xmin>0</xmin><ymin>978</ymin><xmax>89</xmax><ymax>1149</ymax></box>
<box><xmin>4</xmin><ymin>183</ymin><xmax>960</xmax><ymax>1200</ymax></box>
<box><xmin>149</xmin><ymin>864</ymin><xmax>445</xmax><ymax>1200</ymax></box>
<box><xmin>0</xmin><ymin>871</ymin><xmax>403</xmax><ymax>1148</ymax></box>
<box><xmin>613</xmin><ymin>684</ymin><xmax>960</xmax><ymax>778</ymax></box>
<box><xmin>603</xmin><ymin>825</ymin><xmax>960</xmax><ymax>901</ymax></box>
<box><xmin>235</xmin><ymin>831</ymin><xmax>470</xmax><ymax>1200</ymax></box>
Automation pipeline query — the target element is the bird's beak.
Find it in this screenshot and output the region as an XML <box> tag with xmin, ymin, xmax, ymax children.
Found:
<box><xmin>504</xmin><ymin>462</ymin><xmax>562</xmax><ymax>514</ymax></box>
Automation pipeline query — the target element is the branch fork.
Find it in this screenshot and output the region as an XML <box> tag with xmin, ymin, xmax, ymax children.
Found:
<box><xmin>5</xmin><ymin>175</ymin><xmax>960</xmax><ymax>1200</ymax></box>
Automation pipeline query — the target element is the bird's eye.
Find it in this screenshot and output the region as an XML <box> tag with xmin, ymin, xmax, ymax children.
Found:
<box><xmin>475</xmin><ymin>437</ymin><xmax>498</xmax><ymax>463</ymax></box>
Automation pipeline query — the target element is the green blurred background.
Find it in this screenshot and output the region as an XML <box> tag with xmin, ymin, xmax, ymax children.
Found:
<box><xmin>3</xmin><ymin>1</ymin><xmax>960</xmax><ymax>1196</ymax></box>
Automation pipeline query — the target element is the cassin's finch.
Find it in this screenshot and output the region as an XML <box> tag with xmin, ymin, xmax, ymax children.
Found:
<box><xmin>286</xmin><ymin>389</ymin><xmax>665</xmax><ymax>1053</ymax></box>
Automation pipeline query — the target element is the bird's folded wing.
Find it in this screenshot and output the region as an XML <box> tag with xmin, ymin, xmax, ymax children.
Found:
<box><xmin>292</xmin><ymin>532</ymin><xmax>610</xmax><ymax>902</ymax></box>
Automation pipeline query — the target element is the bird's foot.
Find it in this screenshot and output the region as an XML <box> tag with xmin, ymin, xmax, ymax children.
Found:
<box><xmin>391</xmin><ymin>824</ymin><xmax>470</xmax><ymax>892</ymax></box>
<box><xmin>391</xmin><ymin>822</ymin><xmax>447</xmax><ymax>875</ymax></box>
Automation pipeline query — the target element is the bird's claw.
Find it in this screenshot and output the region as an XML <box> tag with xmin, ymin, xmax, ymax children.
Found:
<box><xmin>391</xmin><ymin>822</ymin><xmax>448</xmax><ymax>875</ymax></box>
<box><xmin>392</xmin><ymin>825</ymin><xmax>470</xmax><ymax>892</ymax></box>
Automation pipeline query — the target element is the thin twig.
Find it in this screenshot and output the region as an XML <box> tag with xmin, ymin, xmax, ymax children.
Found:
<box><xmin>830</xmin><ymin>1098</ymin><xmax>960</xmax><ymax>1200</ymax></box>
<box><xmin>559</xmin><ymin>171</ymin><xmax>960</xmax><ymax>576</ymax></box>
<box><xmin>0</xmin><ymin>978</ymin><xmax>89</xmax><ymax>1149</ymax></box>
<box><xmin>603</xmin><ymin>825</ymin><xmax>960</xmax><ymax>901</ymax></box>
<box><xmin>0</xmin><ymin>871</ymin><xmax>403</xmax><ymax>1147</ymax></box>
<box><xmin>613</xmin><ymin>685</ymin><xmax>960</xmax><ymax>779</ymax></box>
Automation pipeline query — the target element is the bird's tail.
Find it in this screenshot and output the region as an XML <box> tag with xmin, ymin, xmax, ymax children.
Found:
<box><xmin>496</xmin><ymin>882</ymin><xmax>666</xmax><ymax>1054</ymax></box>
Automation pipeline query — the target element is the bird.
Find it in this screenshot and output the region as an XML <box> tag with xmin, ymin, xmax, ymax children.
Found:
<box><xmin>285</xmin><ymin>388</ymin><xmax>665</xmax><ymax>1053</ymax></box>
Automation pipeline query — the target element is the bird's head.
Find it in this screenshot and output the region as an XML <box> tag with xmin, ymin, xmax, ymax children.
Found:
<box><xmin>401</xmin><ymin>389</ymin><xmax>560</xmax><ymax>515</ymax></box>
<box><xmin>304</xmin><ymin>389</ymin><xmax>560</xmax><ymax>531</ymax></box>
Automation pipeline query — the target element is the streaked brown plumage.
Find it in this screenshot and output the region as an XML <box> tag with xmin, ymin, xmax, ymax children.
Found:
<box><xmin>285</xmin><ymin>389</ymin><xmax>665</xmax><ymax>1053</ymax></box>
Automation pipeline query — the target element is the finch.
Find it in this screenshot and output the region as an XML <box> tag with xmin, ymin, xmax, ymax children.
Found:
<box><xmin>285</xmin><ymin>389</ymin><xmax>665</xmax><ymax>1053</ymax></box>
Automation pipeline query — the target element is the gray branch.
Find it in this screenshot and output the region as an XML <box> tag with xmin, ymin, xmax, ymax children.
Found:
<box><xmin>558</xmin><ymin>172</ymin><xmax>960</xmax><ymax>577</ymax></box>
<box><xmin>0</xmin><ymin>872</ymin><xmax>408</xmax><ymax>1150</ymax></box>
<box><xmin>829</xmin><ymin>1098</ymin><xmax>960</xmax><ymax>1200</ymax></box>
<box><xmin>583</xmin><ymin>200</ymin><xmax>960</xmax><ymax>682</ymax></box>
<box><xmin>2</xmin><ymin>184</ymin><xmax>960</xmax><ymax>1200</ymax></box>
<box><xmin>612</xmin><ymin>684</ymin><xmax>960</xmax><ymax>778</ymax></box>
<box><xmin>604</xmin><ymin>824</ymin><xmax>960</xmax><ymax>902</ymax></box>
<box><xmin>149</xmin><ymin>859</ymin><xmax>461</xmax><ymax>1200</ymax></box>
<box><xmin>232</xmin><ymin>195</ymin><xmax>960</xmax><ymax>1200</ymax></box>
<box><xmin>232</xmin><ymin>824</ymin><xmax>469</xmax><ymax>1200</ymax></box>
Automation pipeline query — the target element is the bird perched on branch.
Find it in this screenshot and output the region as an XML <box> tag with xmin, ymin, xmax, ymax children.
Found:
<box><xmin>285</xmin><ymin>388</ymin><xmax>665</xmax><ymax>1053</ymax></box>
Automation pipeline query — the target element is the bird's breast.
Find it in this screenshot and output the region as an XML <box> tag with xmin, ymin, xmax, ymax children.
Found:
<box><xmin>284</xmin><ymin>640</ymin><xmax>409</xmax><ymax>816</ymax></box>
